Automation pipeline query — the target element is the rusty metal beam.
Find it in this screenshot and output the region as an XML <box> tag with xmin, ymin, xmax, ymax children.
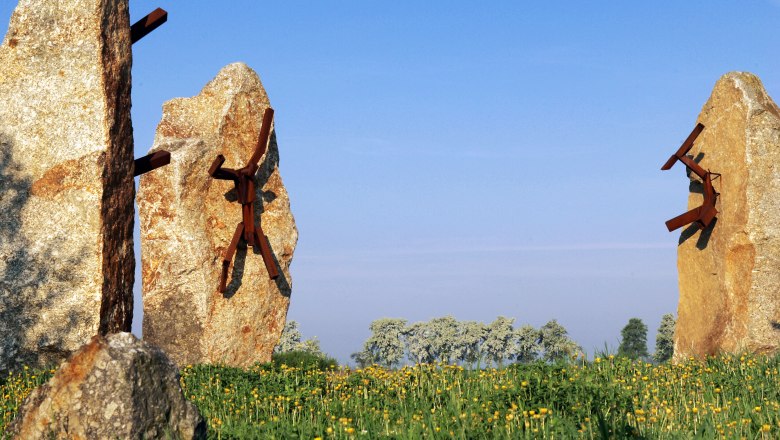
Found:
<box><xmin>131</xmin><ymin>7</ymin><xmax>168</xmax><ymax>44</ymax></box>
<box><xmin>210</xmin><ymin>108</ymin><xmax>280</xmax><ymax>292</ymax></box>
<box><xmin>662</xmin><ymin>124</ymin><xmax>721</xmax><ymax>232</ymax></box>
<box><xmin>249</xmin><ymin>108</ymin><xmax>275</xmax><ymax>170</ymax></box>
<box><xmin>133</xmin><ymin>150</ymin><xmax>171</xmax><ymax>177</ymax></box>
<box><xmin>661</xmin><ymin>123</ymin><xmax>705</xmax><ymax>170</ymax></box>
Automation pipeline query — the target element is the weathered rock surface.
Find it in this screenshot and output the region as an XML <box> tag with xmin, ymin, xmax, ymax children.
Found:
<box><xmin>0</xmin><ymin>0</ymin><xmax>135</xmax><ymax>372</ymax></box>
<box><xmin>138</xmin><ymin>63</ymin><xmax>297</xmax><ymax>367</ymax></box>
<box><xmin>8</xmin><ymin>332</ymin><xmax>205</xmax><ymax>439</ymax></box>
<box><xmin>674</xmin><ymin>72</ymin><xmax>780</xmax><ymax>360</ymax></box>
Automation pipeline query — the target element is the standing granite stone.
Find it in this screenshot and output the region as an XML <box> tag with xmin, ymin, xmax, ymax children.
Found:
<box><xmin>8</xmin><ymin>332</ymin><xmax>205</xmax><ymax>439</ymax></box>
<box><xmin>137</xmin><ymin>63</ymin><xmax>297</xmax><ymax>367</ymax></box>
<box><xmin>674</xmin><ymin>72</ymin><xmax>780</xmax><ymax>360</ymax></box>
<box><xmin>0</xmin><ymin>0</ymin><xmax>135</xmax><ymax>372</ymax></box>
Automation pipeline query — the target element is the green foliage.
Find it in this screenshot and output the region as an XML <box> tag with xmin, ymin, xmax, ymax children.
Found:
<box><xmin>270</xmin><ymin>350</ymin><xmax>338</xmax><ymax>371</ymax></box>
<box><xmin>5</xmin><ymin>354</ymin><xmax>780</xmax><ymax>438</ymax></box>
<box><xmin>654</xmin><ymin>313</ymin><xmax>676</xmax><ymax>364</ymax></box>
<box><xmin>513</xmin><ymin>324</ymin><xmax>541</xmax><ymax>363</ymax></box>
<box><xmin>539</xmin><ymin>319</ymin><xmax>580</xmax><ymax>363</ymax></box>
<box><xmin>0</xmin><ymin>367</ymin><xmax>53</xmax><ymax>429</ymax></box>
<box><xmin>618</xmin><ymin>318</ymin><xmax>649</xmax><ymax>360</ymax></box>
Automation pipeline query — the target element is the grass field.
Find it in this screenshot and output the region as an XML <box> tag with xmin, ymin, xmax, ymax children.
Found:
<box><xmin>2</xmin><ymin>354</ymin><xmax>780</xmax><ymax>438</ymax></box>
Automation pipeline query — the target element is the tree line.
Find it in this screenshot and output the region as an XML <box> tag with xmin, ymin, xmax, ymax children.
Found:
<box><xmin>275</xmin><ymin>313</ymin><xmax>677</xmax><ymax>367</ymax></box>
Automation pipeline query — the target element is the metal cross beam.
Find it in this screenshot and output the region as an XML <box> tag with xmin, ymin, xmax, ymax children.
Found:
<box><xmin>661</xmin><ymin>123</ymin><xmax>721</xmax><ymax>232</ymax></box>
<box><xmin>209</xmin><ymin>108</ymin><xmax>280</xmax><ymax>293</ymax></box>
<box><xmin>133</xmin><ymin>150</ymin><xmax>171</xmax><ymax>177</ymax></box>
<box><xmin>131</xmin><ymin>7</ymin><xmax>168</xmax><ymax>44</ymax></box>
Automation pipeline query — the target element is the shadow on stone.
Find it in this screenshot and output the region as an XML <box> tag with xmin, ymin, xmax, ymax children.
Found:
<box><xmin>696</xmin><ymin>217</ymin><xmax>717</xmax><ymax>250</ymax></box>
<box><xmin>0</xmin><ymin>134</ymin><xmax>88</xmax><ymax>375</ymax></box>
<box><xmin>224</xmin><ymin>245</ymin><xmax>247</xmax><ymax>299</ymax></box>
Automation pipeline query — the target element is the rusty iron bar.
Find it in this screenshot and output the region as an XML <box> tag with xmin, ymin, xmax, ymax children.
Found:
<box><xmin>661</xmin><ymin>123</ymin><xmax>721</xmax><ymax>232</ymax></box>
<box><xmin>661</xmin><ymin>123</ymin><xmax>705</xmax><ymax>171</ymax></box>
<box><xmin>131</xmin><ymin>7</ymin><xmax>168</xmax><ymax>44</ymax></box>
<box><xmin>209</xmin><ymin>108</ymin><xmax>280</xmax><ymax>292</ymax></box>
<box><xmin>250</xmin><ymin>109</ymin><xmax>275</xmax><ymax>168</ymax></box>
<box><xmin>133</xmin><ymin>150</ymin><xmax>171</xmax><ymax>177</ymax></box>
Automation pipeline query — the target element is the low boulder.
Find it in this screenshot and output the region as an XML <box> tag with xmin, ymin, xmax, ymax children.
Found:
<box><xmin>8</xmin><ymin>332</ymin><xmax>205</xmax><ymax>439</ymax></box>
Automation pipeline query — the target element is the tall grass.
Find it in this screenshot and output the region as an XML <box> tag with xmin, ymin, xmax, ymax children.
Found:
<box><xmin>3</xmin><ymin>354</ymin><xmax>780</xmax><ymax>438</ymax></box>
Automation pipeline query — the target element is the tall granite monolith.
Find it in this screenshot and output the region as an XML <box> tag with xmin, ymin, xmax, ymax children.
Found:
<box><xmin>0</xmin><ymin>0</ymin><xmax>135</xmax><ymax>371</ymax></box>
<box><xmin>137</xmin><ymin>63</ymin><xmax>297</xmax><ymax>367</ymax></box>
<box><xmin>674</xmin><ymin>72</ymin><xmax>780</xmax><ymax>360</ymax></box>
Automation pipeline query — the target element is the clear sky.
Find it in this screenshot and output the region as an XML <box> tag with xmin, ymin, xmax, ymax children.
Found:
<box><xmin>2</xmin><ymin>1</ymin><xmax>780</xmax><ymax>363</ymax></box>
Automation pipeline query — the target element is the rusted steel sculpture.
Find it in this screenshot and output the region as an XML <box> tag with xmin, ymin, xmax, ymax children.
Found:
<box><xmin>130</xmin><ymin>8</ymin><xmax>168</xmax><ymax>44</ymax></box>
<box><xmin>133</xmin><ymin>151</ymin><xmax>170</xmax><ymax>176</ymax></box>
<box><xmin>661</xmin><ymin>123</ymin><xmax>721</xmax><ymax>231</ymax></box>
<box><xmin>209</xmin><ymin>108</ymin><xmax>280</xmax><ymax>292</ymax></box>
<box><xmin>130</xmin><ymin>8</ymin><xmax>170</xmax><ymax>176</ymax></box>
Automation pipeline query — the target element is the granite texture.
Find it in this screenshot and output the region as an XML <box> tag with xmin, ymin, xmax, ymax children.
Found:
<box><xmin>8</xmin><ymin>333</ymin><xmax>205</xmax><ymax>439</ymax></box>
<box><xmin>674</xmin><ymin>72</ymin><xmax>780</xmax><ymax>360</ymax></box>
<box><xmin>138</xmin><ymin>63</ymin><xmax>297</xmax><ymax>367</ymax></box>
<box><xmin>0</xmin><ymin>0</ymin><xmax>135</xmax><ymax>372</ymax></box>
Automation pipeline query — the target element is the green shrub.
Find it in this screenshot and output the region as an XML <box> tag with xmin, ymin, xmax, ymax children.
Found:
<box><xmin>270</xmin><ymin>350</ymin><xmax>338</xmax><ymax>371</ymax></box>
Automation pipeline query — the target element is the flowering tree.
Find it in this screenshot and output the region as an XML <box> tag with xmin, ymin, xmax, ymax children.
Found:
<box><xmin>274</xmin><ymin>320</ymin><xmax>302</xmax><ymax>354</ymax></box>
<box><xmin>404</xmin><ymin>321</ymin><xmax>436</xmax><ymax>364</ymax></box>
<box><xmin>539</xmin><ymin>319</ymin><xmax>579</xmax><ymax>362</ymax></box>
<box><xmin>427</xmin><ymin>316</ymin><xmax>459</xmax><ymax>363</ymax></box>
<box><xmin>274</xmin><ymin>320</ymin><xmax>322</xmax><ymax>355</ymax></box>
<box><xmin>357</xmin><ymin>318</ymin><xmax>408</xmax><ymax>368</ymax></box>
<box><xmin>512</xmin><ymin>324</ymin><xmax>541</xmax><ymax>363</ymax></box>
<box><xmin>482</xmin><ymin>316</ymin><xmax>515</xmax><ymax>367</ymax></box>
<box><xmin>453</xmin><ymin>320</ymin><xmax>486</xmax><ymax>367</ymax></box>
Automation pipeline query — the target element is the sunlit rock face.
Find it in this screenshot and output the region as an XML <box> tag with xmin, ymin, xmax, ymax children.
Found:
<box><xmin>8</xmin><ymin>333</ymin><xmax>205</xmax><ymax>439</ymax></box>
<box><xmin>674</xmin><ymin>72</ymin><xmax>780</xmax><ymax>361</ymax></box>
<box><xmin>0</xmin><ymin>0</ymin><xmax>135</xmax><ymax>372</ymax></box>
<box><xmin>138</xmin><ymin>63</ymin><xmax>297</xmax><ymax>367</ymax></box>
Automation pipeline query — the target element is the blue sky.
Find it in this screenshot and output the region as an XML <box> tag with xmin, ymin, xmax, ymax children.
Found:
<box><xmin>2</xmin><ymin>1</ymin><xmax>780</xmax><ymax>363</ymax></box>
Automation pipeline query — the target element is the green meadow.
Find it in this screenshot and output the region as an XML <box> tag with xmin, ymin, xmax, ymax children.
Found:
<box><xmin>3</xmin><ymin>353</ymin><xmax>780</xmax><ymax>439</ymax></box>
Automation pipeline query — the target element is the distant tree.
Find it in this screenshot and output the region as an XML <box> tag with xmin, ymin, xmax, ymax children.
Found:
<box><xmin>539</xmin><ymin>320</ymin><xmax>579</xmax><ymax>362</ymax></box>
<box><xmin>350</xmin><ymin>351</ymin><xmax>374</xmax><ymax>369</ymax></box>
<box><xmin>358</xmin><ymin>318</ymin><xmax>407</xmax><ymax>368</ymax></box>
<box><xmin>618</xmin><ymin>318</ymin><xmax>649</xmax><ymax>360</ymax></box>
<box><xmin>427</xmin><ymin>316</ymin><xmax>459</xmax><ymax>363</ymax></box>
<box><xmin>274</xmin><ymin>320</ymin><xmax>303</xmax><ymax>354</ymax></box>
<box><xmin>482</xmin><ymin>316</ymin><xmax>515</xmax><ymax>367</ymax></box>
<box><xmin>299</xmin><ymin>337</ymin><xmax>323</xmax><ymax>356</ymax></box>
<box><xmin>453</xmin><ymin>320</ymin><xmax>486</xmax><ymax>367</ymax></box>
<box><xmin>513</xmin><ymin>324</ymin><xmax>541</xmax><ymax>364</ymax></box>
<box><xmin>653</xmin><ymin>314</ymin><xmax>676</xmax><ymax>363</ymax></box>
<box><xmin>274</xmin><ymin>320</ymin><xmax>324</xmax><ymax>355</ymax></box>
<box><xmin>405</xmin><ymin>321</ymin><xmax>435</xmax><ymax>364</ymax></box>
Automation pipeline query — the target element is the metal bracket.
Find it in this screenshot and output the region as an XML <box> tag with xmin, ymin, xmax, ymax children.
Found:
<box><xmin>209</xmin><ymin>108</ymin><xmax>280</xmax><ymax>293</ymax></box>
<box><xmin>661</xmin><ymin>123</ymin><xmax>720</xmax><ymax>232</ymax></box>
<box><xmin>131</xmin><ymin>8</ymin><xmax>168</xmax><ymax>44</ymax></box>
